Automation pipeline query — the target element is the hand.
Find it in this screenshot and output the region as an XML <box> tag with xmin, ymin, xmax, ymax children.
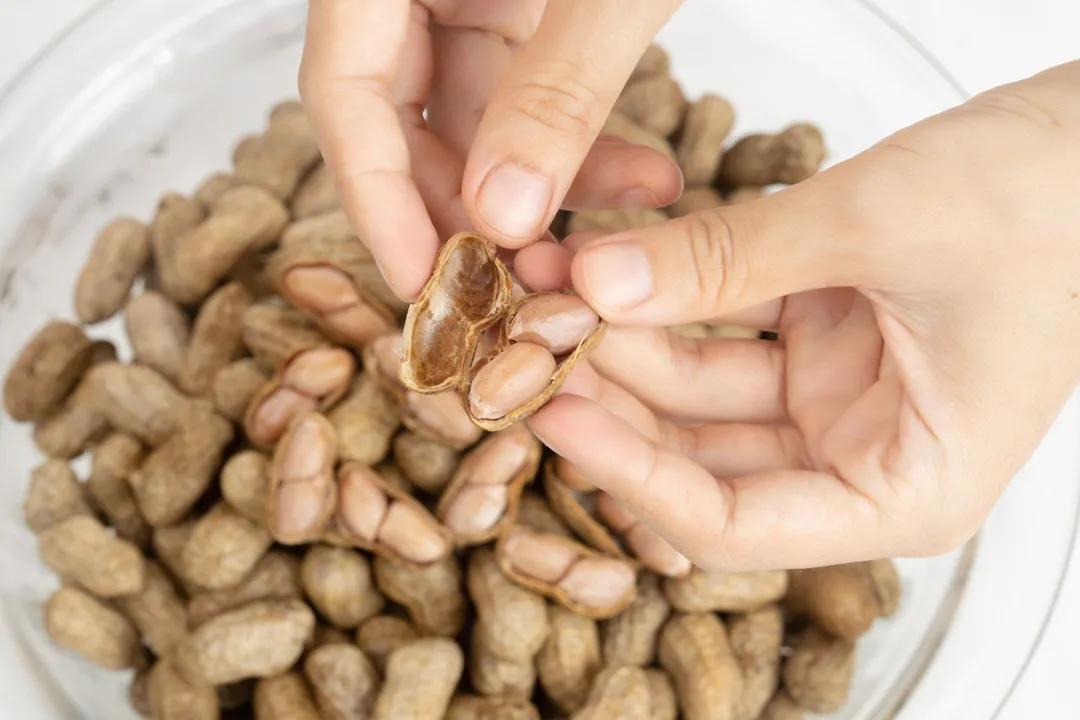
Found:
<box><xmin>521</xmin><ymin>62</ymin><xmax>1080</xmax><ymax>571</ymax></box>
<box><xmin>298</xmin><ymin>0</ymin><xmax>684</xmax><ymax>301</ymax></box>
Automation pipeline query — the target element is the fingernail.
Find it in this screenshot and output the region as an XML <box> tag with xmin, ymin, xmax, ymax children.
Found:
<box><xmin>477</xmin><ymin>164</ymin><xmax>551</xmax><ymax>239</ymax></box>
<box><xmin>580</xmin><ymin>239</ymin><xmax>653</xmax><ymax>310</ymax></box>
<box><xmin>619</xmin><ymin>186</ymin><xmax>660</xmax><ymax>208</ymax></box>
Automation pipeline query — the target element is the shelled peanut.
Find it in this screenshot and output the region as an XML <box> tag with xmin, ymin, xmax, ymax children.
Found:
<box><xmin>2</xmin><ymin>47</ymin><xmax>898</xmax><ymax>720</ymax></box>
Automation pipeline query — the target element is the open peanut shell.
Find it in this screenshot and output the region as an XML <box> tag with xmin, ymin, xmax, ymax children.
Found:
<box><xmin>330</xmin><ymin>461</ymin><xmax>453</xmax><ymax>566</ymax></box>
<box><xmin>542</xmin><ymin>459</ymin><xmax>625</xmax><ymax>559</ymax></box>
<box><xmin>268</xmin><ymin>412</ymin><xmax>339</xmax><ymax>545</ymax></box>
<box><xmin>495</xmin><ymin>526</ymin><xmax>639</xmax><ymax>619</ymax></box>
<box><xmin>461</xmin><ymin>291</ymin><xmax>607</xmax><ymax>432</ymax></box>
<box><xmin>399</xmin><ymin>233</ymin><xmax>514</xmax><ymax>395</ymax></box>
<box><xmin>435</xmin><ymin>424</ymin><xmax>542</xmax><ymax>547</ymax></box>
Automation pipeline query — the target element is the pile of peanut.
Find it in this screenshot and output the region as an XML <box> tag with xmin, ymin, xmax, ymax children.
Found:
<box><xmin>3</xmin><ymin>42</ymin><xmax>893</xmax><ymax>720</ymax></box>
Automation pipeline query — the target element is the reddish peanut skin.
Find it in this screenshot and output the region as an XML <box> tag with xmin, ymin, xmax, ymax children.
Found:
<box><xmin>468</xmin><ymin>342</ymin><xmax>557</xmax><ymax>421</ymax></box>
<box><xmin>506</xmin><ymin>294</ymin><xmax>600</xmax><ymax>355</ymax></box>
<box><xmin>269</xmin><ymin>412</ymin><xmax>339</xmax><ymax>545</ymax></box>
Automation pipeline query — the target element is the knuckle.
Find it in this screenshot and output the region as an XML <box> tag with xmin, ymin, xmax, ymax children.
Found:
<box><xmin>968</xmin><ymin>86</ymin><xmax>1063</xmax><ymax>129</ymax></box>
<box><xmin>680</xmin><ymin>210</ymin><xmax>747</xmax><ymax>315</ymax></box>
<box><xmin>503</xmin><ymin>67</ymin><xmax>601</xmax><ymax>148</ymax></box>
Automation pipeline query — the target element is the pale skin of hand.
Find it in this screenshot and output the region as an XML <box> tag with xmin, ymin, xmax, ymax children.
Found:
<box><xmin>300</xmin><ymin>1</ymin><xmax>1080</xmax><ymax>570</ymax></box>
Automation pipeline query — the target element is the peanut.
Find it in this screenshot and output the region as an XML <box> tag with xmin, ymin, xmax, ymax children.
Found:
<box><xmin>760</xmin><ymin>691</ymin><xmax>804</xmax><ymax>720</ymax></box>
<box><xmin>602</xmin><ymin>112</ymin><xmax>675</xmax><ymax>160</ymax></box>
<box><xmin>129</xmin><ymin>666</ymin><xmax>152</xmax><ymax>718</ymax></box>
<box><xmin>372</xmin><ymin>554</ymin><xmax>466</xmax><ymax>637</ymax></box>
<box><xmin>221</xmin><ymin>449</ymin><xmax>270</xmax><ymax>523</ymax></box>
<box><xmin>507</xmin><ymin>293</ymin><xmax>600</xmax><ymax>355</ymax></box>
<box><xmin>22</xmin><ymin>459</ymin><xmax>90</xmax><ymax>534</ymax></box>
<box><xmin>39</xmin><ymin>515</ymin><xmax>146</xmax><ymax>597</ymax></box>
<box><xmin>399</xmin><ymin>232</ymin><xmax>514</xmax><ymax>394</ymax></box>
<box><xmin>187</xmin><ymin>551</ymin><xmax>302</xmax><ymax>627</ymax></box>
<box><xmin>658</xmin><ymin>613</ymin><xmax>744</xmax><ymax>720</ymax></box>
<box><xmin>570</xmin><ymin>665</ymin><xmax>651</xmax><ymax>720</ymax></box>
<box><xmin>469</xmin><ymin>623</ymin><xmax>537</xmax><ymax>698</ymax></box>
<box><xmin>729</xmin><ymin>605</ymin><xmax>784</xmax><ymax>720</ymax></box>
<box><xmin>329</xmin><ymin>370</ymin><xmax>402</xmax><ymax>465</ymax></box>
<box><xmin>437</xmin><ymin>423</ymin><xmax>542</xmax><ymax>545</ymax></box>
<box><xmin>245</xmin><ymin>345</ymin><xmax>356</xmax><ymax>448</ymax></box>
<box><xmin>537</xmin><ymin>605</ymin><xmax>602</xmax><ymax>713</ymax></box>
<box><xmin>300</xmin><ymin>545</ymin><xmax>385</xmax><ymax>629</ymax></box>
<box><xmin>129</xmin><ymin>411</ymin><xmax>235</xmax><ymax>525</ymax></box>
<box><xmin>182</xmin><ymin>503</ymin><xmax>273</xmax><ymax>590</ymax></box>
<box><xmin>498</xmin><ymin>527</ymin><xmax>638</xmax><ymax>619</ymax></box>
<box><xmin>268</xmin><ymin>412</ymin><xmax>338</xmax><ymax>544</ymax></box>
<box><xmin>149</xmin><ymin>192</ymin><xmax>206</xmax><ymax>301</ymax></box>
<box><xmin>87</xmin><ymin>432</ymin><xmax>150</xmax><ymax>547</ymax></box>
<box><xmin>33</xmin><ymin>371</ymin><xmax>111</xmax><ymax>458</ymax></box>
<box><xmin>668</xmin><ymin>186</ymin><xmax>725</xmax><ymax>217</ymax></box>
<box><xmin>868</xmin><ymin>558</ymin><xmax>902</xmax><ymax>616</ymax></box>
<box><xmin>446</xmin><ymin>695</ymin><xmax>541</xmax><ymax>720</ymax></box>
<box><xmin>372</xmin><ymin>639</ymin><xmax>463</xmax><ymax>720</ymax></box>
<box><xmin>74</xmin><ymin>217</ymin><xmax>151</xmax><ymax>323</ymax></box>
<box><xmin>631</xmin><ymin>44</ymin><xmax>669</xmax><ymax>82</ymax></box>
<box><xmin>4</xmin><ymin>320</ymin><xmax>94</xmax><ymax>422</ymax></box>
<box><xmin>44</xmin><ymin>586</ymin><xmax>141</xmax><ymax>670</ymax></box>
<box><xmin>117</xmin><ymin>561</ymin><xmax>188</xmax><ymax>656</ymax></box>
<box><xmin>645</xmin><ymin>669</ymin><xmax>679</xmax><ymax>720</ymax></box>
<box><xmin>291</xmin><ymin>163</ymin><xmax>339</xmax><ymax>218</ymax></box>
<box><xmin>392</xmin><ymin>430</ymin><xmax>460</xmax><ymax>494</ymax></box>
<box><xmin>567</xmin><ymin>207</ymin><xmax>668</xmax><ymax>235</ymax></box>
<box><xmin>253</xmin><ymin>673</ymin><xmax>321</xmax><ymax>720</ymax></box>
<box><xmin>468</xmin><ymin>342</ymin><xmax>557</xmax><ymax>421</ymax></box>
<box><xmin>313</xmin><ymin>624</ymin><xmax>352</xmax><ymax>648</ymax></box>
<box><xmin>219</xmin><ymin>680</ymin><xmax>254</xmax><ymax>711</ymax></box>
<box><xmin>356</xmin><ymin>615</ymin><xmax>420</xmax><ymax>674</ymax></box>
<box><xmin>278</xmin><ymin>263</ymin><xmax>396</xmax><ymax>349</ymax></box>
<box><xmin>88</xmin><ymin>362</ymin><xmax>200</xmax><ymax>446</ymax></box>
<box><xmin>233</xmin><ymin>126</ymin><xmax>321</xmax><ymax>201</ymax></box>
<box><xmin>403</xmin><ymin>388</ymin><xmax>484</xmax><ymax>449</ymax></box>
<box><xmin>785</xmin><ymin>563</ymin><xmax>892</xmax><ymax>640</ymax></box>
<box><xmin>193</xmin><ymin>172</ymin><xmax>239</xmax><ymax>209</ymax></box>
<box><xmin>125</xmin><ymin>290</ymin><xmax>191</xmax><ymax>383</ymax></box>
<box><xmin>175</xmin><ymin>598</ymin><xmax>316</xmax><ymax>686</ymax></box>
<box><xmin>152</xmin><ymin>521</ymin><xmax>198</xmax><ymax>592</ymax></box>
<box><xmin>212</xmin><ymin>358</ymin><xmax>269</xmax><ymax>421</ymax></box>
<box><xmin>542</xmin><ymin>462</ymin><xmax>624</xmax><ymax>558</ymax></box>
<box><xmin>147</xmin><ymin>657</ymin><xmax>221</xmax><ymax>720</ymax></box>
<box><xmin>374</xmin><ymin>460</ymin><xmax>413</xmax><ymax>494</ymax></box>
<box><xmin>180</xmin><ymin>282</ymin><xmax>253</xmax><ymax>395</ymax></box>
<box><xmin>269</xmin><ymin>99</ymin><xmax>316</xmax><ymax>138</ymax></box>
<box><xmin>615</xmin><ymin>74</ymin><xmax>687</xmax><ymax>137</ymax></box>
<box><xmin>468</xmin><ymin>546</ymin><xmax>550</xmax><ymax>662</ymax></box>
<box><xmin>676</xmin><ymin>95</ymin><xmax>735</xmax><ymax>186</ymax></box>
<box><xmin>517</xmin><ymin>490</ymin><xmax>574</xmax><ymax>537</ymax></box>
<box><xmin>242</xmin><ymin>304</ymin><xmax>326</xmax><ymax>373</ymax></box>
<box><xmin>719</xmin><ymin>123</ymin><xmax>826</xmax><ymax>187</ymax></box>
<box><xmin>333</xmin><ymin>461</ymin><xmax>452</xmax><ymax>564</ymax></box>
<box><xmin>664</xmin><ymin>570</ymin><xmax>789</xmax><ymax>613</ymax></box>
<box><xmin>595</xmin><ymin>492</ymin><xmax>691</xmax><ymax>578</ymax></box>
<box><xmin>782</xmin><ymin>626</ymin><xmax>855</xmax><ymax>713</ymax></box>
<box><xmin>305</xmin><ymin>643</ymin><xmax>380</xmax><ymax>720</ymax></box>
<box><xmin>601</xmin><ymin>573</ymin><xmax>672</xmax><ymax>667</ymax></box>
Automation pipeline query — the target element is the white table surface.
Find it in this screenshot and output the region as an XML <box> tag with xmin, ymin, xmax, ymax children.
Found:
<box><xmin>2</xmin><ymin>1</ymin><xmax>1078</xmax><ymax>719</ymax></box>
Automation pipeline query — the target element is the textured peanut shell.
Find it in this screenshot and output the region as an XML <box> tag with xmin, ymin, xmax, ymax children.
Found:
<box><xmin>372</xmin><ymin>554</ymin><xmax>466</xmax><ymax>637</ymax></box>
<box><xmin>601</xmin><ymin>573</ymin><xmax>672</xmax><ymax>667</ymax></box>
<box><xmin>4</xmin><ymin>321</ymin><xmax>94</xmax><ymax>423</ymax></box>
<box><xmin>614</xmin><ymin>74</ymin><xmax>687</xmax><ymax>137</ymax></box>
<box><xmin>74</xmin><ymin>217</ymin><xmax>151</xmax><ymax>323</ymax></box>
<box><xmin>630</xmin><ymin>44</ymin><xmax>670</xmax><ymax>81</ymax></box>
<box><xmin>212</xmin><ymin>358</ymin><xmax>269</xmax><ymax>422</ymax></box>
<box><xmin>149</xmin><ymin>192</ymin><xmax>206</xmax><ymax>301</ymax></box>
<box><xmin>602</xmin><ymin>112</ymin><xmax>675</xmax><ymax>160</ymax></box>
<box><xmin>668</xmin><ymin>187</ymin><xmax>726</xmax><ymax>218</ymax></box>
<box><xmin>729</xmin><ymin>605</ymin><xmax>784</xmax><ymax>720</ymax></box>
<box><xmin>645</xmin><ymin>669</ymin><xmax>679</xmax><ymax>720</ymax></box>
<box><xmin>181</xmin><ymin>503</ymin><xmax>273</xmax><ymax>591</ymax></box>
<box><xmin>537</xmin><ymin>605</ymin><xmax>602</xmax><ymax>713</ymax></box>
<box><xmin>719</xmin><ymin>124</ymin><xmax>826</xmax><ymax>188</ymax></box>
<box><xmin>152</xmin><ymin>521</ymin><xmax>198</xmax><ymax>593</ymax></box>
<box><xmin>304</xmin><ymin>643</ymin><xmax>380</xmax><ymax>720</ymax></box>
<box><xmin>782</xmin><ymin>626</ymin><xmax>856</xmax><ymax>713</ymax></box>
<box><xmin>543</xmin><ymin>460</ymin><xmax>625</xmax><ymax>557</ymax></box>
<box><xmin>88</xmin><ymin>433</ymin><xmax>150</xmax><ymax>547</ymax></box>
<box><xmin>291</xmin><ymin>163</ymin><xmax>339</xmax><ymax>218</ymax></box>
<box><xmin>760</xmin><ymin>691</ymin><xmax>805</xmax><ymax>720</ymax></box>
<box><xmin>435</xmin><ymin>428</ymin><xmax>542</xmax><ymax>545</ymax></box>
<box><xmin>187</xmin><ymin>551</ymin><xmax>302</xmax><ymax>627</ymax></box>
<box><xmin>129</xmin><ymin>666</ymin><xmax>152</xmax><ymax>718</ymax></box>
<box><xmin>328</xmin><ymin>370</ymin><xmax>403</xmax><ymax>465</ymax></box>
<box><xmin>22</xmin><ymin>459</ymin><xmax>90</xmax><ymax>534</ymax></box>
<box><xmin>567</xmin><ymin>207</ymin><xmax>668</xmax><ymax>235</ymax></box>
<box><xmin>233</xmin><ymin>128</ymin><xmax>322</xmax><ymax>200</ymax></box>
<box><xmin>87</xmin><ymin>362</ymin><xmax>200</xmax><ymax>446</ymax></box>
<box><xmin>44</xmin><ymin>586</ymin><xmax>142</xmax><ymax>670</ymax></box>
<box><xmin>125</xmin><ymin>291</ymin><xmax>191</xmax><ymax>383</ymax></box>
<box><xmin>446</xmin><ymin>695</ymin><xmax>541</xmax><ymax>720</ymax></box>
<box><xmin>220</xmin><ymin>450</ymin><xmax>270</xmax><ymax>523</ymax></box>
<box><xmin>38</xmin><ymin>515</ymin><xmax>146</xmax><ymax>598</ymax></box>
<box><xmin>516</xmin><ymin>491</ymin><xmax>574</xmax><ymax>537</ymax></box>
<box><xmin>372</xmin><ymin>639</ymin><xmax>463</xmax><ymax>720</ymax></box>
<box><xmin>117</xmin><ymin>561</ymin><xmax>188</xmax><ymax>657</ymax></box>
<box><xmin>462</xmin><ymin>292</ymin><xmax>607</xmax><ymax>431</ymax></box>
<box><xmin>392</xmin><ymin>430</ymin><xmax>459</xmax><ymax>494</ymax></box>
<box><xmin>784</xmin><ymin>564</ymin><xmax>882</xmax><ymax>640</ymax></box>
<box><xmin>469</xmin><ymin>624</ymin><xmax>538</xmax><ymax>698</ymax></box>
<box><xmin>356</xmin><ymin>615</ymin><xmax>420</xmax><ymax>674</ymax></box>
<box><xmin>468</xmin><ymin>546</ymin><xmax>550</xmax><ymax>661</ymax></box>
<box><xmin>300</xmin><ymin>544</ymin><xmax>385</xmax><ymax>629</ymax></box>
<box><xmin>180</xmin><ymin>281</ymin><xmax>253</xmax><ymax>395</ymax></box>
<box><xmin>658</xmin><ymin>613</ymin><xmax>744</xmax><ymax>720</ymax></box>
<box><xmin>676</xmin><ymin>95</ymin><xmax>735</xmax><ymax>186</ymax></box>
<box><xmin>867</xmin><ymin>558</ymin><xmax>902</xmax><ymax>617</ymax></box>
<box><xmin>253</xmin><ymin>673</ymin><xmax>321</xmax><ymax>720</ymax></box>
<box><xmin>241</xmin><ymin>304</ymin><xmax>326</xmax><ymax>373</ymax></box>
<box><xmin>570</xmin><ymin>665</ymin><xmax>652</xmax><ymax>720</ymax></box>
<box><xmin>664</xmin><ymin>570</ymin><xmax>789</xmax><ymax>613</ymax></box>
<box><xmin>32</xmin><ymin>373</ymin><xmax>111</xmax><ymax>459</ymax></box>
<box><xmin>399</xmin><ymin>233</ymin><xmax>514</xmax><ymax>394</ymax></box>
<box><xmin>194</xmin><ymin>172</ymin><xmax>239</xmax><ymax>209</ymax></box>
<box><xmin>148</xmin><ymin>657</ymin><xmax>221</xmax><ymax>720</ymax></box>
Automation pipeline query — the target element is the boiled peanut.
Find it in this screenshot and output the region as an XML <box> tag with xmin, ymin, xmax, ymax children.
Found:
<box><xmin>868</xmin><ymin>558</ymin><xmax>902</xmax><ymax>616</ymax></box>
<box><xmin>279</xmin><ymin>263</ymin><xmax>396</xmax><ymax>348</ymax></box>
<box><xmin>212</xmin><ymin>358</ymin><xmax>269</xmax><ymax>421</ymax></box>
<box><xmin>129</xmin><ymin>666</ymin><xmax>152</xmax><ymax>718</ymax></box>
<box><xmin>446</xmin><ymin>695</ymin><xmax>541</xmax><ymax>720</ymax></box>
<box><xmin>220</xmin><ymin>449</ymin><xmax>270</xmax><ymax>523</ymax></box>
<box><xmin>467</xmin><ymin>547</ymin><xmax>550</xmax><ymax>662</ymax></box>
<box><xmin>542</xmin><ymin>462</ymin><xmax>623</xmax><ymax>557</ymax></box>
<box><xmin>253</xmin><ymin>673</ymin><xmax>321</xmax><ymax>720</ymax></box>
<box><xmin>182</xmin><ymin>503</ymin><xmax>273</xmax><ymax>590</ymax></box>
<box><xmin>469</xmin><ymin>623</ymin><xmax>537</xmax><ymax>698</ymax></box>
<box><xmin>664</xmin><ymin>569</ymin><xmax>788</xmax><ymax>613</ymax></box>
<box><xmin>193</xmin><ymin>172</ymin><xmax>239</xmax><ymax>209</ymax></box>
<box><xmin>242</xmin><ymin>303</ymin><xmax>326</xmax><ymax>372</ymax></box>
<box><xmin>537</xmin><ymin>605</ymin><xmax>602</xmax><ymax>713</ymax></box>
<box><xmin>291</xmin><ymin>163</ymin><xmax>339</xmax><ymax>217</ymax></box>
<box><xmin>785</xmin><ymin>563</ymin><xmax>889</xmax><ymax>640</ymax></box>
<box><xmin>782</xmin><ymin>626</ymin><xmax>855</xmax><ymax>713</ymax></box>
<box><xmin>570</xmin><ymin>665</ymin><xmax>652</xmax><ymax>720</ymax></box>
<box><xmin>187</xmin><ymin>551</ymin><xmax>302</xmax><ymax>627</ymax></box>
<box><xmin>117</xmin><ymin>561</ymin><xmax>188</xmax><ymax>656</ymax></box>
<box><xmin>393</xmin><ymin>430</ymin><xmax>459</xmax><ymax>494</ymax></box>
<box><xmin>595</xmin><ymin>492</ymin><xmax>691</xmax><ymax>578</ymax></box>
<box><xmin>268</xmin><ymin>412</ymin><xmax>338</xmax><ymax>544</ymax></box>
<box><xmin>372</xmin><ymin>639</ymin><xmax>463</xmax><ymax>720</ymax></box>
<box><xmin>372</xmin><ymin>554</ymin><xmax>466</xmax><ymax>637</ymax></box>
<box><xmin>150</xmin><ymin>192</ymin><xmax>206</xmax><ymax>301</ymax></box>
<box><xmin>175</xmin><ymin>598</ymin><xmax>316</xmax><ymax>686</ymax></box>
<box><xmin>33</xmin><ymin>372</ymin><xmax>111</xmax><ymax>458</ymax></box>
<box><xmin>631</xmin><ymin>44</ymin><xmax>669</xmax><ymax>82</ymax></box>
<box><xmin>356</xmin><ymin>615</ymin><xmax>420</xmax><ymax>674</ymax></box>
<box><xmin>602</xmin><ymin>112</ymin><xmax>675</xmax><ymax>160</ymax></box>
<box><xmin>39</xmin><ymin>515</ymin><xmax>146</xmax><ymax>597</ymax></box>
<box><xmin>3</xmin><ymin>320</ymin><xmax>94</xmax><ymax>423</ymax></box>
<box><xmin>125</xmin><ymin>291</ymin><xmax>191</xmax><ymax>383</ymax></box>
<box><xmin>180</xmin><ymin>282</ymin><xmax>253</xmax><ymax>395</ymax></box>
<box><xmin>498</xmin><ymin>527</ymin><xmax>638</xmax><ymax>618</ymax></box>
<box><xmin>645</xmin><ymin>669</ymin><xmax>679</xmax><ymax>720</ymax></box>
<box><xmin>729</xmin><ymin>605</ymin><xmax>784</xmax><ymax>720</ymax></box>
<box><xmin>329</xmin><ymin>371</ymin><xmax>402</xmax><ymax>465</ymax></box>
<box><xmin>300</xmin><ymin>545</ymin><xmax>385</xmax><ymax>629</ymax></box>
<box><xmin>305</xmin><ymin>643</ymin><xmax>380</xmax><ymax>720</ymax></box>
<box><xmin>22</xmin><ymin>459</ymin><xmax>90</xmax><ymax>534</ymax></box>
<box><xmin>87</xmin><ymin>433</ymin><xmax>150</xmax><ymax>547</ymax></box>
<box><xmin>74</xmin><ymin>217</ymin><xmax>151</xmax><ymax>323</ymax></box>
<box><xmin>88</xmin><ymin>362</ymin><xmax>200</xmax><ymax>446</ymax></box>
<box><xmin>615</xmin><ymin>74</ymin><xmax>687</xmax><ymax>137</ymax></box>
<box><xmin>760</xmin><ymin>691</ymin><xmax>805</xmax><ymax>720</ymax></box>
<box><xmin>468</xmin><ymin>342</ymin><xmax>557</xmax><ymax>420</ymax></box>
<box><xmin>44</xmin><ymin>586</ymin><xmax>141</xmax><ymax>670</ymax></box>
<box><xmin>152</xmin><ymin>521</ymin><xmax>198</xmax><ymax>592</ymax></box>
<box><xmin>719</xmin><ymin>123</ymin><xmax>826</xmax><ymax>187</ymax></box>
<box><xmin>516</xmin><ymin>491</ymin><xmax>574</xmax><ymax>538</ymax></box>
<box><xmin>567</xmin><ymin>207</ymin><xmax>668</xmax><ymax>235</ymax></box>
<box><xmin>658</xmin><ymin>613</ymin><xmax>744</xmax><ymax>720</ymax></box>
<box><xmin>233</xmin><ymin>126</ymin><xmax>321</xmax><ymax>201</ymax></box>
<box><xmin>676</xmin><ymin>94</ymin><xmax>735</xmax><ymax>186</ymax></box>
<box><xmin>147</xmin><ymin>657</ymin><xmax>221</xmax><ymax>720</ymax></box>
<box><xmin>507</xmin><ymin>293</ymin><xmax>600</xmax><ymax>355</ymax></box>
<box><xmin>601</xmin><ymin>573</ymin><xmax>672</xmax><ymax>667</ymax></box>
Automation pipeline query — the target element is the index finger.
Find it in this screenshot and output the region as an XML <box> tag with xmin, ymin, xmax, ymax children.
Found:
<box><xmin>300</xmin><ymin>0</ymin><xmax>440</xmax><ymax>302</ymax></box>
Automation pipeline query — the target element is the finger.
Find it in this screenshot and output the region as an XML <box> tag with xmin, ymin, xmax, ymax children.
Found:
<box><xmin>462</xmin><ymin>0</ymin><xmax>683</xmax><ymax>247</ymax></box>
<box><xmin>589</xmin><ymin>327</ymin><xmax>787</xmax><ymax>423</ymax></box>
<box><xmin>686</xmin><ymin>423</ymin><xmax>808</xmax><ymax>478</ymax></box>
<box><xmin>300</xmin><ymin>0</ymin><xmax>439</xmax><ymax>302</ymax></box>
<box><xmin>708</xmin><ymin>299</ymin><xmax>785</xmax><ymax>331</ymax></box>
<box><xmin>513</xmin><ymin>241</ymin><xmax>574</xmax><ymax>292</ymax></box>
<box><xmin>529</xmin><ymin>394</ymin><xmax>888</xmax><ymax>571</ymax></box>
<box><xmin>561</xmin><ymin>140</ymin><xmax>684</xmax><ymax>211</ymax></box>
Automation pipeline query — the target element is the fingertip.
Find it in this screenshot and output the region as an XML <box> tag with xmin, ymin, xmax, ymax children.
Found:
<box><xmin>571</xmin><ymin>232</ymin><xmax>655</xmax><ymax>319</ymax></box>
<box><xmin>513</xmin><ymin>242</ymin><xmax>574</xmax><ymax>292</ymax></box>
<box><xmin>463</xmin><ymin>160</ymin><xmax>555</xmax><ymax>249</ymax></box>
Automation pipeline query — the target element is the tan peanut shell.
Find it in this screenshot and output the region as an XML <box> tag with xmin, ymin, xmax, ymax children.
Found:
<box><xmin>446</xmin><ymin>695</ymin><xmax>541</xmax><ymax>720</ymax></box>
<box><xmin>516</xmin><ymin>490</ymin><xmax>574</xmax><ymax>537</ymax></box>
<box><xmin>782</xmin><ymin>625</ymin><xmax>856</xmax><ymax>713</ymax></box>
<box><xmin>868</xmin><ymin>558</ymin><xmax>902</xmax><ymax>616</ymax></box>
<box><xmin>74</xmin><ymin>217</ymin><xmax>151</xmax><ymax>323</ymax></box>
<box><xmin>664</xmin><ymin>569</ymin><xmax>789</xmax><ymax>613</ymax></box>
<box><xmin>44</xmin><ymin>586</ymin><xmax>142</xmax><ymax>670</ymax></box>
<box><xmin>436</xmin><ymin>423</ymin><xmax>542</xmax><ymax>545</ymax></box>
<box><xmin>176</xmin><ymin>598</ymin><xmax>316</xmax><ymax>686</ymax></box>
<box><xmin>719</xmin><ymin>123</ymin><xmax>826</xmax><ymax>187</ymax></box>
<box><xmin>38</xmin><ymin>515</ymin><xmax>146</xmax><ymax>598</ymax></box>
<box><xmin>180</xmin><ymin>281</ymin><xmax>253</xmax><ymax>395</ymax></box>
<box><xmin>570</xmin><ymin>665</ymin><xmax>652</xmax><ymax>720</ymax></box>
<box><xmin>328</xmin><ymin>369</ymin><xmax>403</xmax><ymax>465</ymax></box>
<box><xmin>125</xmin><ymin>290</ymin><xmax>191</xmax><ymax>383</ymax></box>
<box><xmin>645</xmin><ymin>669</ymin><xmax>679</xmax><ymax>720</ymax></box>
<box><xmin>87</xmin><ymin>362</ymin><xmax>199</xmax><ymax>446</ymax></box>
<box><xmin>212</xmin><ymin>358</ymin><xmax>269</xmax><ymax>421</ymax></box>
<box><xmin>567</xmin><ymin>207</ymin><xmax>668</xmax><ymax>235</ymax></box>
<box><xmin>631</xmin><ymin>44</ymin><xmax>670</xmax><ymax>81</ymax></box>
<box><xmin>658</xmin><ymin>613</ymin><xmax>744</xmax><ymax>720</ymax></box>
<box><xmin>87</xmin><ymin>433</ymin><xmax>150</xmax><ymax>547</ymax></box>
<box><xmin>372</xmin><ymin>554</ymin><xmax>466</xmax><ymax>637</ymax></box>
<box><xmin>181</xmin><ymin>503</ymin><xmax>273</xmax><ymax>591</ymax></box>
<box><xmin>291</xmin><ymin>163</ymin><xmax>339</xmax><ymax>218</ymax></box>
<box><xmin>760</xmin><ymin>691</ymin><xmax>805</xmax><ymax>720</ymax></box>
<box><xmin>268</xmin><ymin>412</ymin><xmax>339</xmax><ymax>544</ymax></box>
<box><xmin>129</xmin><ymin>666</ymin><xmax>152</xmax><ymax>718</ymax></box>
<box><xmin>614</xmin><ymin>74</ymin><xmax>687</xmax><ymax>137</ymax></box>
<box><xmin>537</xmin><ymin>605</ymin><xmax>602</xmax><ymax>713</ymax></box>
<box><xmin>148</xmin><ymin>657</ymin><xmax>221</xmax><ymax>720</ymax></box>
<box><xmin>116</xmin><ymin>561</ymin><xmax>188</xmax><ymax>657</ymax></box>
<box><xmin>233</xmin><ymin>126</ymin><xmax>322</xmax><ymax>201</ymax></box>
<box><xmin>603</xmin><ymin>112</ymin><xmax>675</xmax><ymax>160</ymax></box>
<box><xmin>220</xmin><ymin>449</ymin><xmax>270</xmax><ymax>523</ymax></box>
<box><xmin>187</xmin><ymin>551</ymin><xmax>302</xmax><ymax>627</ymax></box>
<box><xmin>467</xmin><ymin>546</ymin><xmax>550</xmax><ymax>662</ymax></box>
<box><xmin>676</xmin><ymin>94</ymin><xmax>736</xmax><ymax>186</ymax></box>
<box><xmin>33</xmin><ymin>371</ymin><xmax>111</xmax><ymax>459</ymax></box>
<box><xmin>373</xmin><ymin>639</ymin><xmax>463</xmax><ymax>720</ymax></box>
<box><xmin>784</xmin><ymin>563</ymin><xmax>889</xmax><ymax>640</ymax></box>
<box><xmin>392</xmin><ymin>430</ymin><xmax>460</xmax><ymax>494</ymax></box>
<box><xmin>241</xmin><ymin>303</ymin><xmax>327</xmax><ymax>373</ymax></box>
<box><xmin>193</xmin><ymin>172</ymin><xmax>239</xmax><ymax>209</ymax></box>
<box><xmin>152</xmin><ymin>521</ymin><xmax>198</xmax><ymax>593</ymax></box>
<box><xmin>253</xmin><ymin>673</ymin><xmax>321</xmax><ymax>720</ymax></box>
<box><xmin>304</xmin><ymin>643</ymin><xmax>380</xmax><ymax>720</ymax></box>
<box><xmin>399</xmin><ymin>232</ymin><xmax>514</xmax><ymax>394</ymax></box>
<box><xmin>356</xmin><ymin>615</ymin><xmax>420</xmax><ymax>674</ymax></box>
<box><xmin>543</xmin><ymin>460</ymin><xmax>625</xmax><ymax>558</ymax></box>
<box><xmin>3</xmin><ymin>320</ymin><xmax>94</xmax><ymax>423</ymax></box>
<box><xmin>729</xmin><ymin>605</ymin><xmax>784</xmax><ymax>720</ymax></box>
<box><xmin>469</xmin><ymin>624</ymin><xmax>538</xmax><ymax>698</ymax></box>
<box><xmin>300</xmin><ymin>544</ymin><xmax>385</xmax><ymax>629</ymax></box>
<box><xmin>22</xmin><ymin>459</ymin><xmax>90</xmax><ymax>534</ymax></box>
<box><xmin>149</xmin><ymin>192</ymin><xmax>206</xmax><ymax>301</ymax></box>
<box><xmin>601</xmin><ymin>573</ymin><xmax>672</xmax><ymax>667</ymax></box>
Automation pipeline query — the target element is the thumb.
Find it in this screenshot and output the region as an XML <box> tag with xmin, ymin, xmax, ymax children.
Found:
<box><xmin>569</xmin><ymin>147</ymin><xmax>909</xmax><ymax>325</ymax></box>
<box><xmin>462</xmin><ymin>0</ymin><xmax>683</xmax><ymax>249</ymax></box>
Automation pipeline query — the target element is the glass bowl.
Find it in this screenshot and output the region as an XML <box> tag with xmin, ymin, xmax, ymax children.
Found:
<box><xmin>0</xmin><ymin>0</ymin><xmax>1077</xmax><ymax>718</ymax></box>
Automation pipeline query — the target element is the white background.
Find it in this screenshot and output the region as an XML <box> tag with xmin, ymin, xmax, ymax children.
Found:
<box><xmin>1</xmin><ymin>1</ymin><xmax>1079</xmax><ymax>718</ymax></box>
